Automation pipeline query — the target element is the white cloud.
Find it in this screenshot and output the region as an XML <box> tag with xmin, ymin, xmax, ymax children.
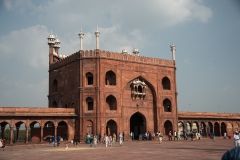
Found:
<box><xmin>0</xmin><ymin>25</ymin><xmax>49</xmax><ymax>68</ymax></box>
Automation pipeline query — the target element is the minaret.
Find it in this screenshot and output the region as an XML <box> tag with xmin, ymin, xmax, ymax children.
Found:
<box><xmin>78</xmin><ymin>28</ymin><xmax>84</xmax><ymax>51</ymax></box>
<box><xmin>94</xmin><ymin>26</ymin><xmax>100</xmax><ymax>50</ymax></box>
<box><xmin>132</xmin><ymin>46</ymin><xmax>139</xmax><ymax>56</ymax></box>
<box><xmin>54</xmin><ymin>35</ymin><xmax>60</xmax><ymax>55</ymax></box>
<box><xmin>47</xmin><ymin>30</ymin><xmax>55</xmax><ymax>65</ymax></box>
<box><xmin>122</xmin><ymin>48</ymin><xmax>128</xmax><ymax>54</ymax></box>
<box><xmin>170</xmin><ymin>42</ymin><xmax>176</xmax><ymax>61</ymax></box>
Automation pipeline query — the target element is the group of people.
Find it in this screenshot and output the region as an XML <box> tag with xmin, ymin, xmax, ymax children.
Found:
<box><xmin>0</xmin><ymin>137</ymin><xmax>7</xmax><ymax>148</ymax></box>
<box><xmin>50</xmin><ymin>136</ymin><xmax>61</xmax><ymax>147</ymax></box>
<box><xmin>85</xmin><ymin>132</ymin><xmax>124</xmax><ymax>148</ymax></box>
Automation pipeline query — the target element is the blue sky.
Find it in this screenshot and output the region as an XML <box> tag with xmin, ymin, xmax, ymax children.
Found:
<box><xmin>0</xmin><ymin>0</ymin><xmax>239</xmax><ymax>113</ymax></box>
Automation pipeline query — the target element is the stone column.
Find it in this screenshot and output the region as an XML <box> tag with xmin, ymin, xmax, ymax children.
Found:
<box><xmin>10</xmin><ymin>127</ymin><xmax>14</xmax><ymax>144</ymax></box>
<box><xmin>54</xmin><ymin>126</ymin><xmax>57</xmax><ymax>146</ymax></box>
<box><xmin>41</xmin><ymin>126</ymin><xmax>44</xmax><ymax>143</ymax></box>
<box><xmin>25</xmin><ymin>126</ymin><xmax>29</xmax><ymax>143</ymax></box>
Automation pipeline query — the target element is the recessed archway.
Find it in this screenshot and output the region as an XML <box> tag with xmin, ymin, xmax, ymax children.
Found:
<box><xmin>130</xmin><ymin>112</ymin><xmax>146</xmax><ymax>139</ymax></box>
<box><xmin>106</xmin><ymin>120</ymin><xmax>117</xmax><ymax>137</ymax></box>
<box><xmin>164</xmin><ymin>120</ymin><xmax>173</xmax><ymax>135</ymax></box>
<box><xmin>221</xmin><ymin>122</ymin><xmax>227</xmax><ymax>136</ymax></box>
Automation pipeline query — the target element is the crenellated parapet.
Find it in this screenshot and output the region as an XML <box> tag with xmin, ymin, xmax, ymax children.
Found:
<box><xmin>50</xmin><ymin>49</ymin><xmax>174</xmax><ymax>70</ymax></box>
<box><xmin>80</xmin><ymin>50</ymin><xmax>174</xmax><ymax>66</ymax></box>
<box><xmin>49</xmin><ymin>51</ymin><xmax>80</xmax><ymax>71</ymax></box>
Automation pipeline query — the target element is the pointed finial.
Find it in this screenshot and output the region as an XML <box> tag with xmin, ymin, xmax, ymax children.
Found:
<box><xmin>51</xmin><ymin>30</ymin><xmax>53</xmax><ymax>34</ymax></box>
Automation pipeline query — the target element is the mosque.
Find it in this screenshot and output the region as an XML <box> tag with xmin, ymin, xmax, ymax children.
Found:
<box><xmin>0</xmin><ymin>28</ymin><xmax>239</xmax><ymax>144</ymax></box>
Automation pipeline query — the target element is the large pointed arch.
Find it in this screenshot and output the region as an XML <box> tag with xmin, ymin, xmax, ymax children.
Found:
<box><xmin>130</xmin><ymin>112</ymin><xmax>146</xmax><ymax>139</ymax></box>
<box><xmin>123</xmin><ymin>76</ymin><xmax>158</xmax><ymax>132</ymax></box>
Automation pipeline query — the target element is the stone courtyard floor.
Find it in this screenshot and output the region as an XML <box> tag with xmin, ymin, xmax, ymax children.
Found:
<box><xmin>0</xmin><ymin>138</ymin><xmax>235</xmax><ymax>160</ymax></box>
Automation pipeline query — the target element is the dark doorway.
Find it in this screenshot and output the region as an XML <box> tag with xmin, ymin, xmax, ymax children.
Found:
<box><xmin>164</xmin><ymin>120</ymin><xmax>173</xmax><ymax>135</ymax></box>
<box><xmin>221</xmin><ymin>122</ymin><xmax>226</xmax><ymax>136</ymax></box>
<box><xmin>130</xmin><ymin>112</ymin><xmax>146</xmax><ymax>140</ymax></box>
<box><xmin>106</xmin><ymin>120</ymin><xmax>117</xmax><ymax>136</ymax></box>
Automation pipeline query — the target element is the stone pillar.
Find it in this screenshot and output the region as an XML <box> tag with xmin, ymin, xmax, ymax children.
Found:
<box><xmin>10</xmin><ymin>127</ymin><xmax>14</xmax><ymax>144</ymax></box>
<box><xmin>41</xmin><ymin>126</ymin><xmax>44</xmax><ymax>143</ymax></box>
<box><xmin>54</xmin><ymin>126</ymin><xmax>57</xmax><ymax>146</ymax></box>
<box><xmin>25</xmin><ymin>126</ymin><xmax>29</xmax><ymax>143</ymax></box>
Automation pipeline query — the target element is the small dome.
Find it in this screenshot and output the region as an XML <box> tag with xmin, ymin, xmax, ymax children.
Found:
<box><xmin>133</xmin><ymin>47</ymin><xmax>139</xmax><ymax>55</ymax></box>
<box><xmin>48</xmin><ymin>33</ymin><xmax>55</xmax><ymax>39</ymax></box>
<box><xmin>122</xmin><ymin>48</ymin><xmax>127</xmax><ymax>54</ymax></box>
<box><xmin>62</xmin><ymin>55</ymin><xmax>66</xmax><ymax>58</ymax></box>
<box><xmin>59</xmin><ymin>54</ymin><xmax>63</xmax><ymax>58</ymax></box>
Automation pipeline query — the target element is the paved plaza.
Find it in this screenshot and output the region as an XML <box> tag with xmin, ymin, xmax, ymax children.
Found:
<box><xmin>0</xmin><ymin>138</ymin><xmax>235</xmax><ymax>160</ymax></box>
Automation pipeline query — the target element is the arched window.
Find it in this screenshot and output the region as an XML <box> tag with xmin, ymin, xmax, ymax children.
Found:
<box><xmin>105</xmin><ymin>71</ymin><xmax>116</xmax><ymax>85</ymax></box>
<box><xmin>163</xmin><ymin>98</ymin><xmax>172</xmax><ymax>112</ymax></box>
<box><xmin>162</xmin><ymin>77</ymin><xmax>170</xmax><ymax>90</ymax></box>
<box><xmin>86</xmin><ymin>97</ymin><xmax>94</xmax><ymax>110</ymax></box>
<box><xmin>86</xmin><ymin>72</ymin><xmax>93</xmax><ymax>85</ymax></box>
<box><xmin>53</xmin><ymin>101</ymin><xmax>57</xmax><ymax>108</ymax></box>
<box><xmin>106</xmin><ymin>95</ymin><xmax>117</xmax><ymax>110</ymax></box>
<box><xmin>52</xmin><ymin>79</ymin><xmax>58</xmax><ymax>92</ymax></box>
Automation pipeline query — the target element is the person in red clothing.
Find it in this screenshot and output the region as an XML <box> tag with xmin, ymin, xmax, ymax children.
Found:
<box><xmin>168</xmin><ymin>131</ymin><xmax>172</xmax><ymax>141</ymax></box>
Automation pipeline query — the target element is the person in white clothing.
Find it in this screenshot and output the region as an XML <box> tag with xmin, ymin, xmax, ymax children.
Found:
<box><xmin>158</xmin><ymin>131</ymin><xmax>163</xmax><ymax>144</ymax></box>
<box><xmin>119</xmin><ymin>133</ymin><xmax>123</xmax><ymax>146</ymax></box>
<box><xmin>105</xmin><ymin>135</ymin><xmax>109</xmax><ymax>147</ymax></box>
<box><xmin>234</xmin><ymin>131</ymin><xmax>239</xmax><ymax>147</ymax></box>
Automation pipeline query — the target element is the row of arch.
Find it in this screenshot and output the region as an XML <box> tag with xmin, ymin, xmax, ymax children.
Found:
<box><xmin>52</xmin><ymin>96</ymin><xmax>173</xmax><ymax>112</ymax></box>
<box><xmin>0</xmin><ymin>120</ymin><xmax>68</xmax><ymax>144</ymax></box>
<box><xmin>178</xmin><ymin>121</ymin><xmax>230</xmax><ymax>136</ymax></box>
<box><xmin>52</xmin><ymin>71</ymin><xmax>171</xmax><ymax>93</ymax></box>
<box><xmin>84</xmin><ymin>112</ymin><xmax>175</xmax><ymax>139</ymax></box>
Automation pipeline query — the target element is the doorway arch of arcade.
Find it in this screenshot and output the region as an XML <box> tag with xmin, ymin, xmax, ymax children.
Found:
<box><xmin>0</xmin><ymin>108</ymin><xmax>76</xmax><ymax>144</ymax></box>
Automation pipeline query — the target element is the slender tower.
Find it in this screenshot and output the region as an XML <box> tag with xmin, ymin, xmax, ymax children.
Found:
<box><xmin>170</xmin><ymin>42</ymin><xmax>176</xmax><ymax>61</ymax></box>
<box><xmin>47</xmin><ymin>31</ymin><xmax>55</xmax><ymax>65</ymax></box>
<box><xmin>78</xmin><ymin>28</ymin><xmax>84</xmax><ymax>51</ymax></box>
<box><xmin>132</xmin><ymin>46</ymin><xmax>139</xmax><ymax>55</ymax></box>
<box><xmin>94</xmin><ymin>26</ymin><xmax>100</xmax><ymax>49</ymax></box>
<box><xmin>54</xmin><ymin>35</ymin><xmax>61</xmax><ymax>55</ymax></box>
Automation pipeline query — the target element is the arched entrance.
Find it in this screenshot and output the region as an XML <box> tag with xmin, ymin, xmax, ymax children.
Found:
<box><xmin>58</xmin><ymin>121</ymin><xmax>68</xmax><ymax>140</ymax></box>
<box><xmin>178</xmin><ymin>122</ymin><xmax>184</xmax><ymax>136</ymax></box>
<box><xmin>207</xmin><ymin>122</ymin><xmax>213</xmax><ymax>135</ymax></box>
<box><xmin>201</xmin><ymin>122</ymin><xmax>206</xmax><ymax>136</ymax></box>
<box><xmin>214</xmin><ymin>122</ymin><xmax>220</xmax><ymax>136</ymax></box>
<box><xmin>164</xmin><ymin>120</ymin><xmax>173</xmax><ymax>135</ymax></box>
<box><xmin>30</xmin><ymin>121</ymin><xmax>41</xmax><ymax>143</ymax></box>
<box><xmin>130</xmin><ymin>112</ymin><xmax>146</xmax><ymax>139</ymax></box>
<box><xmin>221</xmin><ymin>122</ymin><xmax>227</xmax><ymax>136</ymax></box>
<box><xmin>85</xmin><ymin>120</ymin><xmax>93</xmax><ymax>135</ymax></box>
<box><xmin>106</xmin><ymin>120</ymin><xmax>117</xmax><ymax>136</ymax></box>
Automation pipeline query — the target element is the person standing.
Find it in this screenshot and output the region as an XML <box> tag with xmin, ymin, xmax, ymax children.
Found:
<box><xmin>234</xmin><ymin>131</ymin><xmax>239</xmax><ymax>147</ymax></box>
<box><xmin>119</xmin><ymin>133</ymin><xmax>123</xmax><ymax>146</ymax></box>
<box><xmin>196</xmin><ymin>132</ymin><xmax>199</xmax><ymax>141</ymax></box>
<box><xmin>93</xmin><ymin>136</ymin><xmax>97</xmax><ymax>147</ymax></box>
<box><xmin>224</xmin><ymin>132</ymin><xmax>227</xmax><ymax>139</ymax></box>
<box><xmin>105</xmin><ymin>135</ymin><xmax>109</xmax><ymax>147</ymax></box>
<box><xmin>174</xmin><ymin>131</ymin><xmax>177</xmax><ymax>141</ymax></box>
<box><xmin>98</xmin><ymin>133</ymin><xmax>102</xmax><ymax>144</ymax></box>
<box><xmin>158</xmin><ymin>131</ymin><xmax>163</xmax><ymax>144</ymax></box>
<box><xmin>132</xmin><ymin>132</ymin><xmax>134</xmax><ymax>141</ymax></box>
<box><xmin>212</xmin><ymin>131</ymin><xmax>215</xmax><ymax>141</ymax></box>
<box><xmin>56</xmin><ymin>136</ymin><xmax>60</xmax><ymax>146</ymax></box>
<box><xmin>168</xmin><ymin>131</ymin><xmax>172</xmax><ymax>141</ymax></box>
<box><xmin>51</xmin><ymin>136</ymin><xmax>55</xmax><ymax>147</ymax></box>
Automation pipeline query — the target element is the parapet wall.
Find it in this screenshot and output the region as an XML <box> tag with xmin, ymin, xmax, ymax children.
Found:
<box><xmin>49</xmin><ymin>50</ymin><xmax>174</xmax><ymax>70</ymax></box>
<box><xmin>0</xmin><ymin>107</ymin><xmax>76</xmax><ymax>117</ymax></box>
<box><xmin>178</xmin><ymin>111</ymin><xmax>240</xmax><ymax>120</ymax></box>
